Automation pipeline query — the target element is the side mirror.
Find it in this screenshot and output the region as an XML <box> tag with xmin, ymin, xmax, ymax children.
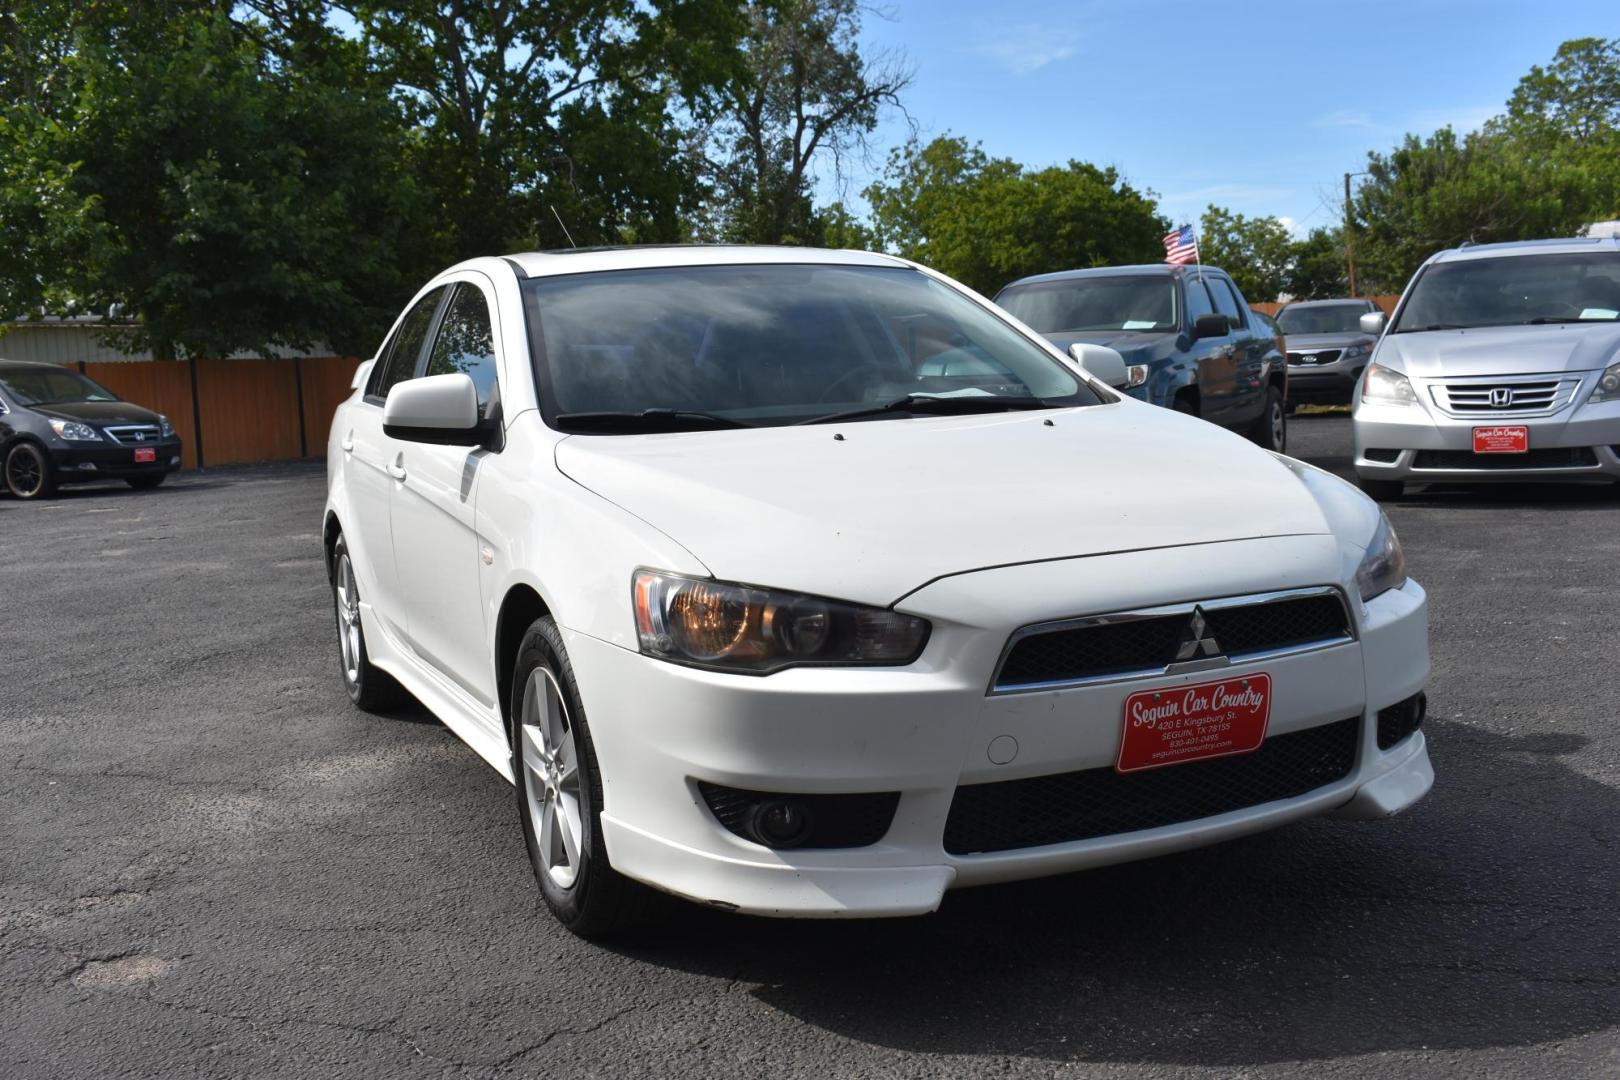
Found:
<box><xmin>383</xmin><ymin>373</ymin><xmax>489</xmax><ymax>447</ymax></box>
<box><xmin>1192</xmin><ymin>313</ymin><xmax>1231</xmax><ymax>341</ymax></box>
<box><xmin>1359</xmin><ymin>311</ymin><xmax>1387</xmax><ymax>335</ymax></box>
<box><xmin>1068</xmin><ymin>343</ymin><xmax>1130</xmax><ymax>389</ymax></box>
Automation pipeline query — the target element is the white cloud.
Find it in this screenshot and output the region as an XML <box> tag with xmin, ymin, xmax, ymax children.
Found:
<box><xmin>966</xmin><ymin>24</ymin><xmax>1080</xmax><ymax>75</ymax></box>
<box><xmin>1277</xmin><ymin>215</ymin><xmax>1307</xmax><ymax>239</ymax></box>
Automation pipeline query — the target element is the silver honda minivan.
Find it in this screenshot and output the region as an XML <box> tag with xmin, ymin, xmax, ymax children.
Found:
<box><xmin>1352</xmin><ymin>237</ymin><xmax>1620</xmax><ymax>498</ymax></box>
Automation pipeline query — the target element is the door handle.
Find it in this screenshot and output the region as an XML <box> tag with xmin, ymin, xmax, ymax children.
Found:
<box><xmin>341</xmin><ymin>432</ymin><xmax>354</xmax><ymax>453</ymax></box>
<box><xmin>387</xmin><ymin>461</ymin><xmax>407</xmax><ymax>481</ymax></box>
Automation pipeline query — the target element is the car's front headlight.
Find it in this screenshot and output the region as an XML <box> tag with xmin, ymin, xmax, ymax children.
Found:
<box><xmin>48</xmin><ymin>418</ymin><xmax>102</xmax><ymax>441</ymax></box>
<box><xmin>1356</xmin><ymin>513</ymin><xmax>1408</xmax><ymax>602</ymax></box>
<box><xmin>1360</xmin><ymin>363</ymin><xmax>1417</xmax><ymax>405</ymax></box>
<box><xmin>632</xmin><ymin>570</ymin><xmax>930</xmax><ymax>674</ymax></box>
<box><xmin>1340</xmin><ymin>341</ymin><xmax>1373</xmax><ymax>363</ymax></box>
<box><xmin>159</xmin><ymin>414</ymin><xmax>175</xmax><ymax>437</ymax></box>
<box><xmin>1588</xmin><ymin>361</ymin><xmax>1620</xmax><ymax>405</ymax></box>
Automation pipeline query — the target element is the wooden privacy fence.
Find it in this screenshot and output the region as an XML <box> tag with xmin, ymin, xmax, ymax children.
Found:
<box><xmin>1250</xmin><ymin>294</ymin><xmax>1400</xmax><ymax>318</ymax></box>
<box><xmin>81</xmin><ymin>357</ymin><xmax>360</xmax><ymax>470</ymax></box>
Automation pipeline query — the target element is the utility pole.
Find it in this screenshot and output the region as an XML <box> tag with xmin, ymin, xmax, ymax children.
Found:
<box><xmin>1344</xmin><ymin>170</ymin><xmax>1369</xmax><ymax>298</ymax></box>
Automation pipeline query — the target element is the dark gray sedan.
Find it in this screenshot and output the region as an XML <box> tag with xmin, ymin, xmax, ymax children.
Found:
<box><xmin>1276</xmin><ymin>298</ymin><xmax>1382</xmax><ymax>407</ymax></box>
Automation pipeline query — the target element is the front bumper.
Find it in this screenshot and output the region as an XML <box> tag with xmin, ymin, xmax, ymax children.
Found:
<box><xmin>1353</xmin><ymin>387</ymin><xmax>1620</xmax><ymax>484</ymax></box>
<box><xmin>566</xmin><ymin>537</ymin><xmax>1432</xmax><ymax>918</ymax></box>
<box><xmin>47</xmin><ymin>439</ymin><xmax>183</xmax><ymax>481</ymax></box>
<box><xmin>1288</xmin><ymin>362</ymin><xmax>1364</xmax><ymax>405</ymax></box>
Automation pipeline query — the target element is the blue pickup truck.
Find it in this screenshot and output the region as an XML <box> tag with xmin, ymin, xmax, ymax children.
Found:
<box><xmin>995</xmin><ymin>264</ymin><xmax>1288</xmax><ymax>451</ymax></box>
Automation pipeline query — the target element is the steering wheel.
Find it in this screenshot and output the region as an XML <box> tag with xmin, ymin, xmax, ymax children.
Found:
<box><xmin>817</xmin><ymin>364</ymin><xmax>896</xmax><ymax>403</ymax></box>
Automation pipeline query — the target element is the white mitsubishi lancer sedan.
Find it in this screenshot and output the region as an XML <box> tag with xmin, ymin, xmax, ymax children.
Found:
<box><xmin>323</xmin><ymin>246</ymin><xmax>1432</xmax><ymax>936</ymax></box>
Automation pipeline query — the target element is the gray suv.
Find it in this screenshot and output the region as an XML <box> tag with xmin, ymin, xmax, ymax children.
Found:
<box><xmin>1275</xmin><ymin>298</ymin><xmax>1381</xmax><ymax>407</ymax></box>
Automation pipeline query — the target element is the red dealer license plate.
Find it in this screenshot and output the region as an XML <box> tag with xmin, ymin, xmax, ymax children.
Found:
<box><xmin>1473</xmin><ymin>425</ymin><xmax>1528</xmax><ymax>454</ymax></box>
<box><xmin>133</xmin><ymin>448</ymin><xmax>157</xmax><ymax>464</ymax></box>
<box><xmin>1117</xmin><ymin>674</ymin><xmax>1272</xmax><ymax>774</ymax></box>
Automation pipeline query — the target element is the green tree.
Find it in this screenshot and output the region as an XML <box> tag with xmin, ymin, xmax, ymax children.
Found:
<box><xmin>1502</xmin><ymin>36</ymin><xmax>1620</xmax><ymax>142</ymax></box>
<box><xmin>703</xmin><ymin>0</ymin><xmax>911</xmax><ymax>245</ymax></box>
<box><xmin>865</xmin><ymin>135</ymin><xmax>1166</xmax><ymax>295</ymax></box>
<box><xmin>1197</xmin><ymin>206</ymin><xmax>1293</xmax><ymax>303</ymax></box>
<box><xmin>0</xmin><ymin>3</ymin><xmax>423</xmax><ymax>358</ymax></box>
<box><xmin>1285</xmin><ymin>227</ymin><xmax>1349</xmax><ymax>300</ymax></box>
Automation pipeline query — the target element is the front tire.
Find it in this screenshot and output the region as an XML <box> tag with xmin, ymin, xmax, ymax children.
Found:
<box><xmin>1249</xmin><ymin>386</ymin><xmax>1287</xmax><ymax>452</ymax></box>
<box><xmin>4</xmin><ymin>442</ymin><xmax>57</xmax><ymax>499</ymax></box>
<box><xmin>512</xmin><ymin>616</ymin><xmax>657</xmax><ymax>937</ymax></box>
<box><xmin>330</xmin><ymin>534</ymin><xmax>405</xmax><ymax>712</ymax></box>
<box><xmin>1357</xmin><ymin>476</ymin><xmax>1404</xmax><ymax>501</ymax></box>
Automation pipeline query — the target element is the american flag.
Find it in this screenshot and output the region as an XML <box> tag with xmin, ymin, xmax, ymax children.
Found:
<box><xmin>1164</xmin><ymin>224</ymin><xmax>1199</xmax><ymax>265</ymax></box>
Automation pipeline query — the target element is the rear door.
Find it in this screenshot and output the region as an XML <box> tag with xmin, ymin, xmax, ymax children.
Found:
<box><xmin>1206</xmin><ymin>274</ymin><xmax>1266</xmax><ymax>422</ymax></box>
<box><xmin>388</xmin><ymin>277</ymin><xmax>505</xmax><ymax>707</ymax></box>
<box><xmin>343</xmin><ymin>286</ymin><xmax>446</xmax><ymax>638</ymax></box>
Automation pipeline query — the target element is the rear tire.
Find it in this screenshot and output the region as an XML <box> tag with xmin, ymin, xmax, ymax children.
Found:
<box><xmin>1357</xmin><ymin>476</ymin><xmax>1404</xmax><ymax>501</ymax></box>
<box><xmin>4</xmin><ymin>442</ymin><xmax>57</xmax><ymax>499</ymax></box>
<box><xmin>512</xmin><ymin>616</ymin><xmax>660</xmax><ymax>937</ymax></box>
<box><xmin>127</xmin><ymin>474</ymin><xmax>166</xmax><ymax>491</ymax></box>
<box><xmin>329</xmin><ymin>534</ymin><xmax>406</xmax><ymax>712</ymax></box>
<box><xmin>1248</xmin><ymin>387</ymin><xmax>1287</xmax><ymax>452</ymax></box>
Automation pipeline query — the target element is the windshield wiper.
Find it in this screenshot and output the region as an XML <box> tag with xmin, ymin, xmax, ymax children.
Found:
<box><xmin>795</xmin><ymin>394</ymin><xmax>1052</xmax><ymax>426</ymax></box>
<box><xmin>553</xmin><ymin>408</ymin><xmax>755</xmax><ymax>433</ymax></box>
<box><xmin>1396</xmin><ymin>323</ymin><xmax>1469</xmax><ymax>333</ymax></box>
<box><xmin>1524</xmin><ymin>316</ymin><xmax>1617</xmax><ymax>325</ymax></box>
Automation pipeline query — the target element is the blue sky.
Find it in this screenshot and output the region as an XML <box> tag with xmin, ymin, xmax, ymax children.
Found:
<box><xmin>826</xmin><ymin>0</ymin><xmax>1615</xmax><ymax>236</ymax></box>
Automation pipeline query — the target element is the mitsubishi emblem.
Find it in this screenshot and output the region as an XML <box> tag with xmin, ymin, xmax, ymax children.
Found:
<box><xmin>1175</xmin><ymin>606</ymin><xmax>1223</xmax><ymax>661</ymax></box>
<box><xmin>1489</xmin><ymin>387</ymin><xmax>1513</xmax><ymax>408</ymax></box>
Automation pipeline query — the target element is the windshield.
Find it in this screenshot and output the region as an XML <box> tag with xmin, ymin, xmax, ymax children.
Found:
<box><xmin>1278</xmin><ymin>303</ymin><xmax>1368</xmax><ymax>335</ymax></box>
<box><xmin>0</xmin><ymin>367</ymin><xmax>120</xmax><ymax>406</ymax></box>
<box><xmin>996</xmin><ymin>276</ymin><xmax>1177</xmax><ymax>333</ymax></box>
<box><xmin>522</xmin><ymin>264</ymin><xmax>1097</xmax><ymax>429</ymax></box>
<box><xmin>1394</xmin><ymin>251</ymin><xmax>1620</xmax><ymax>332</ymax></box>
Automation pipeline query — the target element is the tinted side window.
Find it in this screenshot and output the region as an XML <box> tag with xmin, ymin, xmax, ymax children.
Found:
<box><xmin>424</xmin><ymin>283</ymin><xmax>499</xmax><ymax>416</ymax></box>
<box><xmin>1208</xmin><ymin>278</ymin><xmax>1247</xmax><ymax>328</ymax></box>
<box><xmin>1183</xmin><ymin>277</ymin><xmax>1216</xmax><ymax>325</ymax></box>
<box><xmin>368</xmin><ymin>288</ymin><xmax>445</xmax><ymax>401</ymax></box>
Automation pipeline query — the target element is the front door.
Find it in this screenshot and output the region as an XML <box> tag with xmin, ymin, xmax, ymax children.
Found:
<box><xmin>389</xmin><ymin>279</ymin><xmax>505</xmax><ymax>707</ymax></box>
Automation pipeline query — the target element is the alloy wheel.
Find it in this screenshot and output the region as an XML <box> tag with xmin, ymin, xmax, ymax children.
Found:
<box><xmin>520</xmin><ymin>667</ymin><xmax>584</xmax><ymax>890</ymax></box>
<box><xmin>1271</xmin><ymin>400</ymin><xmax>1286</xmax><ymax>450</ymax></box>
<box><xmin>334</xmin><ymin>553</ymin><xmax>362</xmax><ymax>686</ymax></box>
<box><xmin>6</xmin><ymin>446</ymin><xmax>44</xmax><ymax>497</ymax></box>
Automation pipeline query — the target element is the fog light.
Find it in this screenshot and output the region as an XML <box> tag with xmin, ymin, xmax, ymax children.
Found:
<box><xmin>744</xmin><ymin>799</ymin><xmax>815</xmax><ymax>849</ymax></box>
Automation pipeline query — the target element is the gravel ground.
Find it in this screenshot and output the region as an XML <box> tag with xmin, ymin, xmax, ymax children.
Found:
<box><xmin>2</xmin><ymin>416</ymin><xmax>1618</xmax><ymax>1079</ymax></box>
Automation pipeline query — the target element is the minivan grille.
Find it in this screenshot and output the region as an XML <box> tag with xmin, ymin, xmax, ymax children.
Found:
<box><xmin>992</xmin><ymin>591</ymin><xmax>1352</xmax><ymax>693</ymax></box>
<box><xmin>1413</xmin><ymin>447</ymin><xmax>1598</xmax><ymax>470</ymax></box>
<box><xmin>942</xmin><ymin>716</ymin><xmax>1361</xmax><ymax>854</ymax></box>
<box><xmin>103</xmin><ymin>424</ymin><xmax>163</xmax><ymax>445</ymax></box>
<box><xmin>1429</xmin><ymin>377</ymin><xmax>1577</xmax><ymax>416</ymax></box>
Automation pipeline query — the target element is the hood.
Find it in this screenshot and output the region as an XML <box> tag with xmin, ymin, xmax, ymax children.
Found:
<box><xmin>555</xmin><ymin>404</ymin><xmax>1331</xmax><ymax>607</ymax></box>
<box><xmin>1380</xmin><ymin>322</ymin><xmax>1620</xmax><ymax>378</ymax></box>
<box><xmin>34</xmin><ymin>399</ymin><xmax>160</xmax><ymax>425</ymax></box>
<box><xmin>1042</xmin><ymin>330</ymin><xmax>1176</xmax><ymax>362</ymax></box>
<box><xmin>1284</xmin><ymin>332</ymin><xmax>1373</xmax><ymax>351</ymax></box>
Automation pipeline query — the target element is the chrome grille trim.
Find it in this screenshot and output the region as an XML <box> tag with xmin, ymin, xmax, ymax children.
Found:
<box><xmin>987</xmin><ymin>586</ymin><xmax>1357</xmax><ymax>696</ymax></box>
<box><xmin>103</xmin><ymin>424</ymin><xmax>163</xmax><ymax>445</ymax></box>
<box><xmin>1426</xmin><ymin>375</ymin><xmax>1581</xmax><ymax>417</ymax></box>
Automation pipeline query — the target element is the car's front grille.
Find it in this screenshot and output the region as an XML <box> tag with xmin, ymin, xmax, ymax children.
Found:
<box><xmin>1412</xmin><ymin>447</ymin><xmax>1599</xmax><ymax>470</ymax></box>
<box><xmin>942</xmin><ymin>716</ymin><xmax>1361</xmax><ymax>854</ymax></box>
<box><xmin>992</xmin><ymin>590</ymin><xmax>1353</xmax><ymax>693</ymax></box>
<box><xmin>1376</xmin><ymin>693</ymin><xmax>1426</xmax><ymax>750</ymax></box>
<box><xmin>1287</xmin><ymin>350</ymin><xmax>1342</xmax><ymax>366</ymax></box>
<box><xmin>103</xmin><ymin>424</ymin><xmax>163</xmax><ymax>446</ymax></box>
<box><xmin>1429</xmin><ymin>377</ymin><xmax>1578</xmax><ymax>416</ymax></box>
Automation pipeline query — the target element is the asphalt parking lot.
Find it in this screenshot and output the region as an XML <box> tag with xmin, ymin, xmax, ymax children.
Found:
<box><xmin>3</xmin><ymin>414</ymin><xmax>1618</xmax><ymax>1079</ymax></box>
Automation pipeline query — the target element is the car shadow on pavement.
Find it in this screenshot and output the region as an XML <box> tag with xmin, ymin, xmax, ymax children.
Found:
<box><xmin>611</xmin><ymin>720</ymin><xmax>1618</xmax><ymax>1067</ymax></box>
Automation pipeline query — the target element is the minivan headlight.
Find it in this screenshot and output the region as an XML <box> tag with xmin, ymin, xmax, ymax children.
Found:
<box><xmin>1356</xmin><ymin>513</ymin><xmax>1408</xmax><ymax>602</ymax></box>
<box><xmin>159</xmin><ymin>414</ymin><xmax>176</xmax><ymax>437</ymax></box>
<box><xmin>48</xmin><ymin>418</ymin><xmax>102</xmax><ymax>441</ymax></box>
<box><xmin>1589</xmin><ymin>361</ymin><xmax>1620</xmax><ymax>404</ymax></box>
<box><xmin>1361</xmin><ymin>363</ymin><xmax>1417</xmax><ymax>405</ymax></box>
<box><xmin>632</xmin><ymin>570</ymin><xmax>930</xmax><ymax>674</ymax></box>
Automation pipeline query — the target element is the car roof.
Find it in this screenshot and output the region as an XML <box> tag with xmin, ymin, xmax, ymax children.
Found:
<box><xmin>1279</xmin><ymin>298</ymin><xmax>1371</xmax><ymax>309</ymax></box>
<box><xmin>503</xmin><ymin>244</ymin><xmax>910</xmax><ymax>279</ymax></box>
<box><xmin>1000</xmin><ymin>264</ymin><xmax>1216</xmax><ymax>291</ymax></box>
<box><xmin>1428</xmin><ymin>236</ymin><xmax>1620</xmax><ymax>264</ymax></box>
